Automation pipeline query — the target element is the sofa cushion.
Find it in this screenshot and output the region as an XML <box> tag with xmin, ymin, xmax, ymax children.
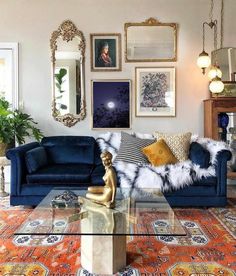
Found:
<box><xmin>25</xmin><ymin>147</ymin><xmax>48</xmax><ymax>173</ymax></box>
<box><xmin>164</xmin><ymin>176</ymin><xmax>217</xmax><ymax>197</ymax></box>
<box><xmin>26</xmin><ymin>164</ymin><xmax>94</xmax><ymax>184</ymax></box>
<box><xmin>115</xmin><ymin>132</ymin><xmax>155</xmax><ymax>164</ymax></box>
<box><xmin>142</xmin><ymin>139</ymin><xmax>178</xmax><ymax>166</ymax></box>
<box><xmin>189</xmin><ymin>142</ymin><xmax>210</xmax><ymax>168</ymax></box>
<box><xmin>41</xmin><ymin>136</ymin><xmax>95</xmax><ymax>165</ymax></box>
<box><xmin>154</xmin><ymin>132</ymin><xmax>192</xmax><ymax>161</ymax></box>
<box><xmin>90</xmin><ymin>164</ymin><xmax>105</xmax><ymax>185</ymax></box>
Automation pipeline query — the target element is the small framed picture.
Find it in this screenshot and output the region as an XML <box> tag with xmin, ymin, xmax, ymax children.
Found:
<box><xmin>135</xmin><ymin>67</ymin><xmax>176</xmax><ymax>117</ymax></box>
<box><xmin>91</xmin><ymin>80</ymin><xmax>131</xmax><ymax>129</ymax></box>
<box><xmin>221</xmin><ymin>81</ymin><xmax>236</xmax><ymax>97</ymax></box>
<box><xmin>90</xmin><ymin>33</ymin><xmax>121</xmax><ymax>71</ymax></box>
<box><xmin>210</xmin><ymin>81</ymin><xmax>236</xmax><ymax>98</ymax></box>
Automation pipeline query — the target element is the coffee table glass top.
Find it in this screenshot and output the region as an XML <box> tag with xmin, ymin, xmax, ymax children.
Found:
<box><xmin>15</xmin><ymin>188</ymin><xmax>186</xmax><ymax>236</ymax></box>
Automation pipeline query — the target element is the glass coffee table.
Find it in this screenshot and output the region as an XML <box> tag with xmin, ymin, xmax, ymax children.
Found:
<box><xmin>15</xmin><ymin>188</ymin><xmax>186</xmax><ymax>274</ymax></box>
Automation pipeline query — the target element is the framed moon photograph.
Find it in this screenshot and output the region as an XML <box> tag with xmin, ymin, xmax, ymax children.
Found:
<box><xmin>91</xmin><ymin>80</ymin><xmax>131</xmax><ymax>129</ymax></box>
<box><xmin>135</xmin><ymin>67</ymin><xmax>176</xmax><ymax>117</ymax></box>
<box><xmin>90</xmin><ymin>33</ymin><xmax>121</xmax><ymax>72</ymax></box>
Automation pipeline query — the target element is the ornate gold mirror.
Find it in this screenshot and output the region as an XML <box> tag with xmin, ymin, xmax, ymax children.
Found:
<box><xmin>125</xmin><ymin>18</ymin><xmax>177</xmax><ymax>62</ymax></box>
<box><xmin>50</xmin><ymin>20</ymin><xmax>86</xmax><ymax>127</ymax></box>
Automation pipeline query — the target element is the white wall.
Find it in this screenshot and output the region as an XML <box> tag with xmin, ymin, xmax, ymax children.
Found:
<box><xmin>0</xmin><ymin>0</ymin><xmax>236</xmax><ymax>138</ymax></box>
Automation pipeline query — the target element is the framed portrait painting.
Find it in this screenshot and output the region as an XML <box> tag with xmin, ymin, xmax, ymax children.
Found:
<box><xmin>90</xmin><ymin>33</ymin><xmax>121</xmax><ymax>71</ymax></box>
<box><xmin>91</xmin><ymin>80</ymin><xmax>131</xmax><ymax>129</ymax></box>
<box><xmin>135</xmin><ymin>67</ymin><xmax>176</xmax><ymax>117</ymax></box>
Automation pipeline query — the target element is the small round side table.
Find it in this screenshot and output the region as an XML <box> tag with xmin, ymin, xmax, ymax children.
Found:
<box><xmin>0</xmin><ymin>156</ymin><xmax>10</xmax><ymax>197</ymax></box>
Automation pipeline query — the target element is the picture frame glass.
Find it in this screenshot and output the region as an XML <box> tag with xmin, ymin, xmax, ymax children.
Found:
<box><xmin>127</xmin><ymin>26</ymin><xmax>175</xmax><ymax>61</ymax></box>
<box><xmin>136</xmin><ymin>67</ymin><xmax>175</xmax><ymax>117</ymax></box>
<box><xmin>91</xmin><ymin>34</ymin><xmax>121</xmax><ymax>71</ymax></box>
<box><xmin>92</xmin><ymin>80</ymin><xmax>131</xmax><ymax>129</ymax></box>
<box><xmin>218</xmin><ymin>82</ymin><xmax>236</xmax><ymax>97</ymax></box>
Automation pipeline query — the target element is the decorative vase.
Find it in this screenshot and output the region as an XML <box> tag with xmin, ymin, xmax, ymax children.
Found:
<box><xmin>218</xmin><ymin>112</ymin><xmax>229</xmax><ymax>142</ymax></box>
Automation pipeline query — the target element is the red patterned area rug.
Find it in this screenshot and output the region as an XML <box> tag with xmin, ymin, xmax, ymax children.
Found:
<box><xmin>0</xmin><ymin>194</ymin><xmax>236</xmax><ymax>276</ymax></box>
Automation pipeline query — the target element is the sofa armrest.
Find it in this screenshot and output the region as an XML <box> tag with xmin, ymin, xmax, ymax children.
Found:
<box><xmin>215</xmin><ymin>150</ymin><xmax>232</xmax><ymax>196</ymax></box>
<box><xmin>6</xmin><ymin>142</ymin><xmax>40</xmax><ymax>195</ymax></box>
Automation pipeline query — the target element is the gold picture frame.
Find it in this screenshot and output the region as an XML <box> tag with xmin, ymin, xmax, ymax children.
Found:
<box><xmin>135</xmin><ymin>67</ymin><xmax>176</xmax><ymax>117</ymax></box>
<box><xmin>211</xmin><ymin>81</ymin><xmax>236</xmax><ymax>98</ymax></box>
<box><xmin>90</xmin><ymin>33</ymin><xmax>122</xmax><ymax>71</ymax></box>
<box><xmin>91</xmin><ymin>79</ymin><xmax>131</xmax><ymax>130</ymax></box>
<box><xmin>124</xmin><ymin>17</ymin><xmax>177</xmax><ymax>62</ymax></box>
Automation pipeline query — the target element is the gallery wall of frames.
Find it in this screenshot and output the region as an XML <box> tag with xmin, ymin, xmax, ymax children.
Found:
<box><xmin>50</xmin><ymin>18</ymin><xmax>177</xmax><ymax>129</ymax></box>
<box><xmin>2</xmin><ymin>0</ymin><xmax>235</xmax><ymax>136</ymax></box>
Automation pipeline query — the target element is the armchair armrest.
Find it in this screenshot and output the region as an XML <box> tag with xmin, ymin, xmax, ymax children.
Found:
<box><xmin>215</xmin><ymin>150</ymin><xmax>232</xmax><ymax>196</ymax></box>
<box><xmin>6</xmin><ymin>142</ymin><xmax>40</xmax><ymax>195</ymax></box>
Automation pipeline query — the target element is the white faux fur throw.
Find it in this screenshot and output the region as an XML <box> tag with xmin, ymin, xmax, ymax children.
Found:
<box><xmin>96</xmin><ymin>132</ymin><xmax>230</xmax><ymax>193</ymax></box>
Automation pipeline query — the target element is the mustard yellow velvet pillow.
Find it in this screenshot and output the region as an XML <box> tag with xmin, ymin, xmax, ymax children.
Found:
<box><xmin>142</xmin><ymin>139</ymin><xmax>178</xmax><ymax>166</ymax></box>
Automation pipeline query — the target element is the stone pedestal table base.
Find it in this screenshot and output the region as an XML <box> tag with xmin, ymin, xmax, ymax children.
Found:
<box><xmin>81</xmin><ymin>235</ymin><xmax>127</xmax><ymax>274</ymax></box>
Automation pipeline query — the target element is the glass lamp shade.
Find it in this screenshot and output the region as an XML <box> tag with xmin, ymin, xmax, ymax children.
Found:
<box><xmin>209</xmin><ymin>77</ymin><xmax>224</xmax><ymax>93</ymax></box>
<box><xmin>197</xmin><ymin>51</ymin><xmax>211</xmax><ymax>73</ymax></box>
<box><xmin>208</xmin><ymin>66</ymin><xmax>222</xmax><ymax>79</ymax></box>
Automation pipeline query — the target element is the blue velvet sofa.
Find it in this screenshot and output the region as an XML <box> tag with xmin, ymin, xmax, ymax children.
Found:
<box><xmin>6</xmin><ymin>136</ymin><xmax>105</xmax><ymax>206</ymax></box>
<box><xmin>6</xmin><ymin>136</ymin><xmax>231</xmax><ymax>207</ymax></box>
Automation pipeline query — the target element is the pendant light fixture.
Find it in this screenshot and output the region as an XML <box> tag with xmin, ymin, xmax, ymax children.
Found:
<box><xmin>208</xmin><ymin>64</ymin><xmax>223</xmax><ymax>79</ymax></box>
<box><xmin>197</xmin><ymin>0</ymin><xmax>218</xmax><ymax>75</ymax></box>
<box><xmin>197</xmin><ymin>51</ymin><xmax>211</xmax><ymax>74</ymax></box>
<box><xmin>197</xmin><ymin>0</ymin><xmax>224</xmax><ymax>94</ymax></box>
<box><xmin>209</xmin><ymin>76</ymin><xmax>224</xmax><ymax>93</ymax></box>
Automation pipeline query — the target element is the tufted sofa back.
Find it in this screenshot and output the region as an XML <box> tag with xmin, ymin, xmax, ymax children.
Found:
<box><xmin>41</xmin><ymin>136</ymin><xmax>97</xmax><ymax>165</ymax></box>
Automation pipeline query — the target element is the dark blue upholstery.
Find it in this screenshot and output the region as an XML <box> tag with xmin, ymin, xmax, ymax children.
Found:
<box><xmin>6</xmin><ymin>142</ymin><xmax>40</xmax><ymax>196</ymax></box>
<box><xmin>25</xmin><ymin>146</ymin><xmax>48</xmax><ymax>173</ymax></box>
<box><xmin>41</xmin><ymin>136</ymin><xmax>95</xmax><ymax>164</ymax></box>
<box><xmin>91</xmin><ymin>164</ymin><xmax>105</xmax><ymax>185</ymax></box>
<box><xmin>6</xmin><ymin>136</ymin><xmax>232</xmax><ymax>207</ymax></box>
<box><xmin>26</xmin><ymin>164</ymin><xmax>94</xmax><ymax>184</ymax></box>
<box><xmin>6</xmin><ymin>136</ymin><xmax>104</xmax><ymax>206</ymax></box>
<box><xmin>189</xmin><ymin>142</ymin><xmax>210</xmax><ymax>168</ymax></box>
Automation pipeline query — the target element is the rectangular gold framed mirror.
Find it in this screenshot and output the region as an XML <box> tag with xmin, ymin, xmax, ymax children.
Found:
<box><xmin>211</xmin><ymin>47</ymin><xmax>236</xmax><ymax>81</ymax></box>
<box><xmin>125</xmin><ymin>18</ymin><xmax>177</xmax><ymax>62</ymax></box>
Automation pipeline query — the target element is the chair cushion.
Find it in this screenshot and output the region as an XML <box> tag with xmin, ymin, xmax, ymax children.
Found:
<box><xmin>142</xmin><ymin>139</ymin><xmax>178</xmax><ymax>166</ymax></box>
<box><xmin>25</xmin><ymin>147</ymin><xmax>48</xmax><ymax>173</ymax></box>
<box><xmin>189</xmin><ymin>142</ymin><xmax>210</xmax><ymax>168</ymax></box>
<box><xmin>41</xmin><ymin>136</ymin><xmax>95</xmax><ymax>165</ymax></box>
<box><xmin>26</xmin><ymin>164</ymin><xmax>94</xmax><ymax>184</ymax></box>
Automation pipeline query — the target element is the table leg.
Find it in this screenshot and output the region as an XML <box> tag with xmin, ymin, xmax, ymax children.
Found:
<box><xmin>0</xmin><ymin>165</ymin><xmax>9</xmax><ymax>197</ymax></box>
<box><xmin>81</xmin><ymin>235</ymin><xmax>127</xmax><ymax>274</ymax></box>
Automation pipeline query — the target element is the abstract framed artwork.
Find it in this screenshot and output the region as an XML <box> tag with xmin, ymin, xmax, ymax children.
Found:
<box><xmin>90</xmin><ymin>33</ymin><xmax>121</xmax><ymax>71</ymax></box>
<box><xmin>135</xmin><ymin>67</ymin><xmax>176</xmax><ymax>117</ymax></box>
<box><xmin>91</xmin><ymin>80</ymin><xmax>131</xmax><ymax>129</ymax></box>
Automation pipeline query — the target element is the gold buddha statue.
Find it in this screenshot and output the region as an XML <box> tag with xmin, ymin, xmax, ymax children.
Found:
<box><xmin>86</xmin><ymin>151</ymin><xmax>117</xmax><ymax>208</ymax></box>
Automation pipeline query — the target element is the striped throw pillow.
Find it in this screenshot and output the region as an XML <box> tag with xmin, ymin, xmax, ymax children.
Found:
<box><xmin>115</xmin><ymin>132</ymin><xmax>155</xmax><ymax>164</ymax></box>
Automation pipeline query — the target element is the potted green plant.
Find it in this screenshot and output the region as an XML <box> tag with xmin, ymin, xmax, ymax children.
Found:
<box><xmin>0</xmin><ymin>97</ymin><xmax>43</xmax><ymax>156</ymax></box>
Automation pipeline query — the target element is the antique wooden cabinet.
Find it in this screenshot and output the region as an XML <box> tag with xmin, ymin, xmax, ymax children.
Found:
<box><xmin>204</xmin><ymin>98</ymin><xmax>236</xmax><ymax>140</ymax></box>
<box><xmin>204</xmin><ymin>97</ymin><xmax>236</xmax><ymax>179</ymax></box>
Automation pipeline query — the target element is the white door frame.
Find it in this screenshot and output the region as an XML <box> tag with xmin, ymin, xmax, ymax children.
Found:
<box><xmin>0</xmin><ymin>42</ymin><xmax>19</xmax><ymax>109</ymax></box>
